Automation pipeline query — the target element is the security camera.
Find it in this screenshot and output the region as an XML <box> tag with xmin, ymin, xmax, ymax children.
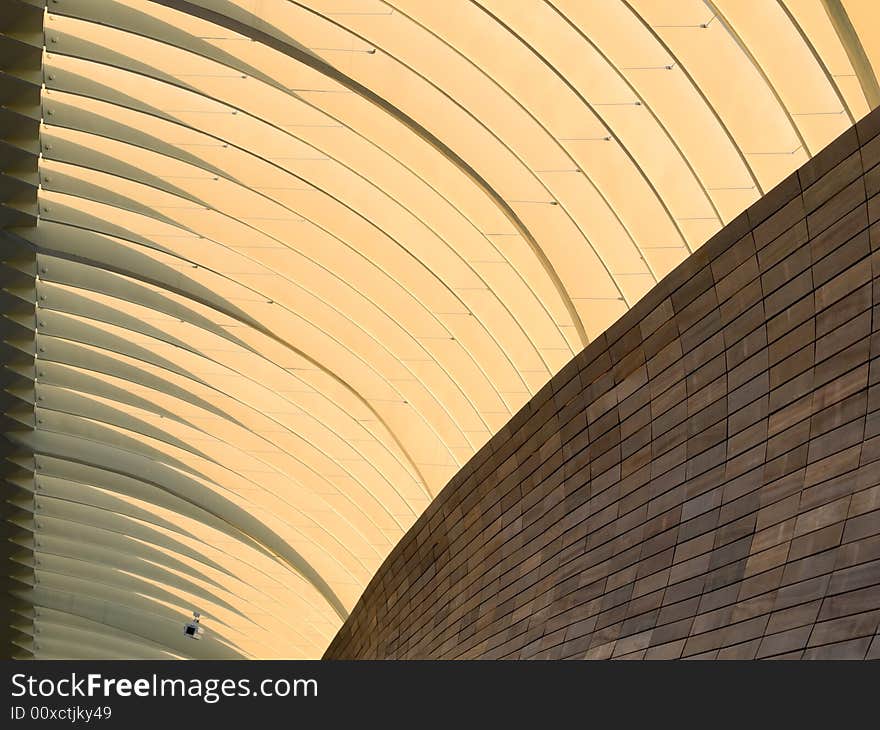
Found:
<box><xmin>183</xmin><ymin>611</ymin><xmax>204</xmax><ymax>639</ymax></box>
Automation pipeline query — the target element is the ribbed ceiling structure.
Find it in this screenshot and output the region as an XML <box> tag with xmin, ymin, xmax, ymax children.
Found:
<box><xmin>2</xmin><ymin>0</ymin><xmax>879</xmax><ymax>658</ymax></box>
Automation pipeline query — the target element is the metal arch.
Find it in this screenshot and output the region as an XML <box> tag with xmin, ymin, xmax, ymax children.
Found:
<box><xmin>40</xmin><ymin>68</ymin><xmax>556</xmax><ymax>409</ymax></box>
<box><xmin>41</xmin><ymin>52</ymin><xmax>539</xmax><ymax>422</ymax></box>
<box><xmin>31</xmin><ymin>346</ymin><xmax>388</xmax><ymax>577</ymax></box>
<box><xmin>28</xmin><ymin>470</ymin><xmax>336</xmax><ymax>625</ymax></box>
<box><xmin>31</xmin><ymin>557</ymin><xmax>247</xmax><ymax>637</ymax></box>
<box><xmin>288</xmin><ymin>0</ymin><xmax>639</xmax><ymax>311</ymax></box>
<box><xmin>545</xmin><ymin>0</ymin><xmax>722</xmax><ymax>241</ymax></box>
<box><xmin>774</xmin><ymin>0</ymin><xmax>857</xmax><ymax>125</ymax></box>
<box><xmin>27</xmin><ymin>400</ymin><xmax>379</xmax><ymax>598</ymax></box>
<box><xmin>35</xmin><ymin>196</ymin><xmax>467</xmax><ymax>493</ymax></box>
<box><xmin>29</xmin><ymin>460</ymin><xmax>266</xmax><ymax>580</ymax></box>
<box><xmin>32</xmin><ymin>391</ymin><xmax>380</xmax><ymax>555</ymax></box>
<box><xmin>820</xmin><ymin>0</ymin><xmax>880</xmax><ymax>109</ymax></box>
<box><xmin>378</xmin><ymin>0</ymin><xmax>667</xmax><ymax>304</ymax></box>
<box><xmin>29</xmin><ymin>607</ymin><xmax>187</xmax><ymax>658</ymax></box>
<box><xmin>25</xmin><ymin>218</ymin><xmax>436</xmax><ymax>498</ymax></box>
<box><xmin>31</xmin><ymin>275</ymin><xmax>422</xmax><ymax>526</ymax></box>
<box><xmin>31</xmin><ymin>490</ymin><xmax>266</xmax><ymax>592</ymax></box>
<box><xmin>463</xmin><ymin>0</ymin><xmax>692</xmax><ymax>265</ymax></box>
<box><xmin>29</xmin><ymin>515</ymin><xmax>239</xmax><ymax>596</ymax></box>
<box><xmin>13</xmin><ymin>426</ymin><xmax>352</xmax><ymax>621</ymax></box>
<box><xmin>37</xmin><ymin>117</ymin><xmax>519</xmax><ymax>468</ymax></box>
<box><xmin>31</xmin><ymin>227</ymin><xmax>429</xmax><ymax>504</ymax></box>
<box><xmin>288</xmin><ymin>0</ymin><xmax>644</xmax><ymax>322</ymax></box>
<box><xmin>703</xmin><ymin>1</ymin><xmax>811</xmax><ymax>157</ymax></box>
<box><xmin>27</xmin><ymin>565</ymin><xmax>316</xmax><ymax>657</ymax></box>
<box><xmin>31</xmin><ymin>311</ymin><xmax>407</xmax><ymax>562</ymax></box>
<box><xmin>35</xmin><ymin>345</ymin><xmax>394</xmax><ymax>567</ymax></box>
<box><xmin>34</xmin><ymin>342</ymin><xmax>394</xmax><ymax>569</ymax></box>
<box><xmin>25</xmin><ymin>577</ymin><xmax>248</xmax><ymax>659</ymax></box>
<box><xmin>30</xmin><ymin>473</ymin><xmax>266</xmax><ymax>580</ymax></box>
<box><xmin>29</xmin><ymin>523</ymin><xmax>326</xmax><ymax>651</ymax></box>
<box><xmin>146</xmin><ymin>0</ymin><xmax>590</xmax><ymax>345</ymax></box>
<box><xmin>41</xmin><ymin>18</ymin><xmax>573</xmax><ymax>378</ymax></box>
<box><xmin>34</xmin><ymin>464</ymin><xmax>253</xmax><ymax>572</ymax></box>
<box><xmin>37</xmin><ymin>111</ymin><xmax>522</xmax><ymax>449</ymax></box>
<box><xmin>619</xmin><ymin>0</ymin><xmax>765</xmax><ymax>196</ymax></box>
<box><xmin>30</xmin><ymin>548</ymin><xmax>249</xmax><ymax>625</ymax></box>
<box><xmin>29</xmin><ymin>554</ymin><xmax>293</xmax><ymax>656</ymax></box>
<box><xmin>23</xmin><ymin>571</ymin><xmax>248</xmax><ymax>659</ymax></box>
<box><xmin>27</xmin><ymin>429</ymin><xmax>327</xmax><ymax>590</ymax></box>
<box><xmin>39</xmin><ymin>145</ymin><xmax>509</xmax><ymax>458</ymax></box>
<box><xmin>25</xmin><ymin>619</ymin><xmax>185</xmax><ymax>659</ymax></box>
<box><xmin>36</xmin><ymin>257</ymin><xmax>423</xmax><ymax>536</ymax></box>
<box><xmin>29</xmin><ymin>399</ymin><xmax>385</xmax><ymax>579</ymax></box>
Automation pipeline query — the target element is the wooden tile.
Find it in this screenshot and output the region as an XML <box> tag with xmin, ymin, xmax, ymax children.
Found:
<box><xmin>326</xmin><ymin>108</ymin><xmax>880</xmax><ymax>660</ymax></box>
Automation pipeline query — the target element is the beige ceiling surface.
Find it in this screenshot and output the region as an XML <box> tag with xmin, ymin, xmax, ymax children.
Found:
<box><xmin>7</xmin><ymin>0</ymin><xmax>879</xmax><ymax>657</ymax></box>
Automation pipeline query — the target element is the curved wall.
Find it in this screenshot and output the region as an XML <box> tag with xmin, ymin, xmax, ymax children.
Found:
<box><xmin>326</xmin><ymin>108</ymin><xmax>880</xmax><ymax>659</ymax></box>
<box><xmin>1</xmin><ymin>0</ymin><xmax>40</xmax><ymax>660</ymax></box>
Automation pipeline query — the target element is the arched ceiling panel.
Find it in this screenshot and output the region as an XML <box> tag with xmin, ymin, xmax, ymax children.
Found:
<box><xmin>2</xmin><ymin>0</ymin><xmax>877</xmax><ymax>657</ymax></box>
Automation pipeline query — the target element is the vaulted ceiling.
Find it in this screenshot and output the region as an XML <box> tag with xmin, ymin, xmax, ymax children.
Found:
<box><xmin>3</xmin><ymin>0</ymin><xmax>879</xmax><ymax>658</ymax></box>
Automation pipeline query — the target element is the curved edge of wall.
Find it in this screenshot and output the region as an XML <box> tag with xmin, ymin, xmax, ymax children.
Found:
<box><xmin>325</xmin><ymin>107</ymin><xmax>880</xmax><ymax>660</ymax></box>
<box><xmin>0</xmin><ymin>0</ymin><xmax>42</xmax><ymax>660</ymax></box>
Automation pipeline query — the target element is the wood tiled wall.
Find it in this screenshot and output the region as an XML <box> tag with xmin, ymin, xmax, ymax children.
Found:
<box><xmin>325</xmin><ymin>108</ymin><xmax>880</xmax><ymax>660</ymax></box>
